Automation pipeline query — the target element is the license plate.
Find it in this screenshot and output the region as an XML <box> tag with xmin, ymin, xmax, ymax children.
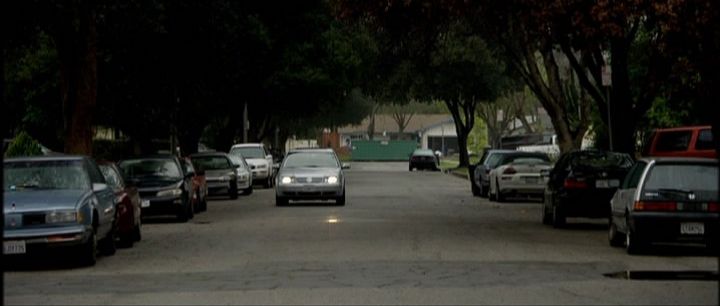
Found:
<box><xmin>681</xmin><ymin>222</ymin><xmax>704</xmax><ymax>235</ymax></box>
<box><xmin>141</xmin><ymin>199</ymin><xmax>150</xmax><ymax>208</ymax></box>
<box><xmin>596</xmin><ymin>179</ymin><xmax>620</xmax><ymax>188</ymax></box>
<box><xmin>3</xmin><ymin>240</ymin><xmax>27</xmax><ymax>255</ymax></box>
<box><xmin>525</xmin><ymin>177</ymin><xmax>538</xmax><ymax>184</ymax></box>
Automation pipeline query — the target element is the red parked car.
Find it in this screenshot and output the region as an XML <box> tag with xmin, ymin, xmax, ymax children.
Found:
<box><xmin>98</xmin><ymin>161</ymin><xmax>142</xmax><ymax>247</ymax></box>
<box><xmin>182</xmin><ymin>158</ymin><xmax>208</xmax><ymax>212</ymax></box>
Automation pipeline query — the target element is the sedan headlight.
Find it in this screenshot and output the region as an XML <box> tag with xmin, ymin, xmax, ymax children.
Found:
<box><xmin>157</xmin><ymin>188</ymin><xmax>183</xmax><ymax>197</ymax></box>
<box><xmin>45</xmin><ymin>210</ymin><xmax>78</xmax><ymax>224</ymax></box>
<box><xmin>280</xmin><ymin>176</ymin><xmax>293</xmax><ymax>184</ymax></box>
<box><xmin>327</xmin><ymin>176</ymin><xmax>339</xmax><ymax>184</ymax></box>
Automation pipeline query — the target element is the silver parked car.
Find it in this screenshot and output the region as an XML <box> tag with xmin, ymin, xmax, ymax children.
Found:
<box><xmin>608</xmin><ymin>157</ymin><xmax>718</xmax><ymax>254</ymax></box>
<box><xmin>275</xmin><ymin>148</ymin><xmax>349</xmax><ymax>206</ymax></box>
<box><xmin>229</xmin><ymin>154</ymin><xmax>253</xmax><ymax>195</ymax></box>
<box><xmin>3</xmin><ymin>156</ymin><xmax>118</xmax><ymax>266</ymax></box>
<box><xmin>229</xmin><ymin>143</ymin><xmax>274</xmax><ymax>188</ymax></box>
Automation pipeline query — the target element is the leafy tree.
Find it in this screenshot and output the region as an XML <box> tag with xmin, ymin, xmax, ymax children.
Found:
<box><xmin>5</xmin><ymin>131</ymin><xmax>43</xmax><ymax>158</ymax></box>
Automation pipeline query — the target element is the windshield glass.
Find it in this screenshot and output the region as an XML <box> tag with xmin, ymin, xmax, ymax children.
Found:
<box><xmin>118</xmin><ymin>159</ymin><xmax>182</xmax><ymax>179</ymax></box>
<box><xmin>192</xmin><ymin>156</ymin><xmax>232</xmax><ymax>170</ymax></box>
<box><xmin>99</xmin><ymin>164</ymin><xmax>123</xmax><ymax>189</ymax></box>
<box><xmin>282</xmin><ymin>152</ymin><xmax>338</xmax><ymax>168</ymax></box>
<box><xmin>644</xmin><ymin>164</ymin><xmax>718</xmax><ymax>192</ymax></box>
<box><xmin>229</xmin><ymin>147</ymin><xmax>265</xmax><ymax>159</ymax></box>
<box><xmin>228</xmin><ymin>155</ymin><xmax>246</xmax><ymax>169</ymax></box>
<box><xmin>4</xmin><ymin>160</ymin><xmax>90</xmax><ymax>191</ymax></box>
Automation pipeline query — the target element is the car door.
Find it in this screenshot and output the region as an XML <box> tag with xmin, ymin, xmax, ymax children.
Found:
<box><xmin>87</xmin><ymin>159</ymin><xmax>116</xmax><ymax>237</ymax></box>
<box><xmin>611</xmin><ymin>161</ymin><xmax>647</xmax><ymax>232</ymax></box>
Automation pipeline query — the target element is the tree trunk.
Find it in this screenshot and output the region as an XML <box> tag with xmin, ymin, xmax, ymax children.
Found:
<box><xmin>57</xmin><ymin>2</ymin><xmax>97</xmax><ymax>155</ymax></box>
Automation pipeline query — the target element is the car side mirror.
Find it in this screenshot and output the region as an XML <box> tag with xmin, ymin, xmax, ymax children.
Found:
<box><xmin>92</xmin><ymin>183</ymin><xmax>108</xmax><ymax>192</ymax></box>
<box><xmin>342</xmin><ymin>163</ymin><xmax>351</xmax><ymax>170</ymax></box>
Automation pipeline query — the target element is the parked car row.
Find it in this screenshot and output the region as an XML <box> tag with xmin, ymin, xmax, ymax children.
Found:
<box><xmin>3</xmin><ymin>145</ymin><xmax>266</xmax><ymax>267</ymax></box>
<box><xmin>469</xmin><ymin>126</ymin><xmax>718</xmax><ymax>254</ymax></box>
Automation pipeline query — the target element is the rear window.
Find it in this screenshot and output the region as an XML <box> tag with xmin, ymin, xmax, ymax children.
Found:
<box><xmin>643</xmin><ymin>164</ymin><xmax>718</xmax><ymax>192</ymax></box>
<box><xmin>654</xmin><ymin>131</ymin><xmax>692</xmax><ymax>152</ymax></box>
<box><xmin>695</xmin><ymin>129</ymin><xmax>714</xmax><ymax>150</ymax></box>
<box><xmin>512</xmin><ymin>157</ymin><xmax>550</xmax><ymax>165</ymax></box>
<box><xmin>570</xmin><ymin>151</ymin><xmax>633</xmax><ymax>169</ymax></box>
<box><xmin>192</xmin><ymin>156</ymin><xmax>232</xmax><ymax>170</ymax></box>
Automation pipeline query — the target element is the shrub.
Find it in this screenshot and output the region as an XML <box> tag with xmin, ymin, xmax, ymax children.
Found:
<box><xmin>5</xmin><ymin>131</ymin><xmax>43</xmax><ymax>158</ymax></box>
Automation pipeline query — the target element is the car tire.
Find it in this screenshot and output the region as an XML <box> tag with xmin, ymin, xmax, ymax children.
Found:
<box><xmin>495</xmin><ymin>181</ymin><xmax>505</xmax><ymax>202</ymax></box>
<box><xmin>552</xmin><ymin>201</ymin><xmax>566</xmax><ymax>228</ymax></box>
<box><xmin>471</xmin><ymin>181</ymin><xmax>481</xmax><ymax>197</ymax></box>
<box><xmin>77</xmin><ymin>230</ymin><xmax>97</xmax><ymax>267</ymax></box>
<box><xmin>243</xmin><ymin>185</ymin><xmax>253</xmax><ymax>195</ymax></box>
<box><xmin>276</xmin><ymin>195</ymin><xmax>288</xmax><ymax>206</ymax></box>
<box><xmin>480</xmin><ymin>183</ymin><xmax>488</xmax><ymax>198</ymax></box>
<box><xmin>608</xmin><ymin>218</ymin><xmax>624</xmax><ymax>247</ymax></box>
<box><xmin>177</xmin><ymin>196</ymin><xmax>190</xmax><ymax>222</ymax></box>
<box><xmin>230</xmin><ymin>183</ymin><xmax>238</xmax><ymax>200</ymax></box>
<box><xmin>541</xmin><ymin>195</ymin><xmax>553</xmax><ymax>225</ymax></box>
<box><xmin>625</xmin><ymin>216</ymin><xmax>645</xmax><ymax>254</ymax></box>
<box><xmin>98</xmin><ymin>227</ymin><xmax>116</xmax><ymax>256</ymax></box>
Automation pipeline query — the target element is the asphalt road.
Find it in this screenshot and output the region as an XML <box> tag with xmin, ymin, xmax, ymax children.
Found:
<box><xmin>4</xmin><ymin>162</ymin><xmax>718</xmax><ymax>305</ymax></box>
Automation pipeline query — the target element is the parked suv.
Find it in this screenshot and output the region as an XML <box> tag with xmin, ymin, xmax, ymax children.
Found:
<box><xmin>643</xmin><ymin>125</ymin><xmax>715</xmax><ymax>158</ymax></box>
<box><xmin>229</xmin><ymin>143</ymin><xmax>274</xmax><ymax>188</ymax></box>
<box><xmin>469</xmin><ymin>149</ymin><xmax>515</xmax><ymax>197</ymax></box>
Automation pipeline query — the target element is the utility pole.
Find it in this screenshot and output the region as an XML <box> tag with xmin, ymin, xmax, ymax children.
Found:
<box><xmin>243</xmin><ymin>102</ymin><xmax>248</xmax><ymax>143</ymax></box>
<box><xmin>602</xmin><ymin>64</ymin><xmax>613</xmax><ymax>151</ymax></box>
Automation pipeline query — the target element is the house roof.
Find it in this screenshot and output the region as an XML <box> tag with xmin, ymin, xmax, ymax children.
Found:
<box><xmin>338</xmin><ymin>114</ymin><xmax>453</xmax><ymax>134</ymax></box>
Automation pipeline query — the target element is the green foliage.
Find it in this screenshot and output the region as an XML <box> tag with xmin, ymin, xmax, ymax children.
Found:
<box><xmin>5</xmin><ymin>131</ymin><xmax>43</xmax><ymax>158</ymax></box>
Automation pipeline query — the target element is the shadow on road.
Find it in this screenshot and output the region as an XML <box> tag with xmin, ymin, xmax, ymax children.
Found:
<box><xmin>4</xmin><ymin>253</ymin><xmax>100</xmax><ymax>271</ymax></box>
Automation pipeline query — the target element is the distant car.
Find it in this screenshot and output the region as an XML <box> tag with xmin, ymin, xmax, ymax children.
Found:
<box><xmin>182</xmin><ymin>158</ymin><xmax>208</xmax><ymax>212</ymax></box>
<box><xmin>118</xmin><ymin>155</ymin><xmax>195</xmax><ymax>222</ymax></box>
<box><xmin>409</xmin><ymin>149</ymin><xmax>440</xmax><ymax>171</ymax></box>
<box><xmin>541</xmin><ymin>150</ymin><xmax>634</xmax><ymax>228</ymax></box>
<box><xmin>487</xmin><ymin>152</ymin><xmax>552</xmax><ymax>202</ymax></box>
<box><xmin>229</xmin><ymin>143</ymin><xmax>274</xmax><ymax>188</ymax></box>
<box><xmin>469</xmin><ymin>149</ymin><xmax>517</xmax><ymax>197</ymax></box>
<box><xmin>228</xmin><ymin>154</ymin><xmax>253</xmax><ymax>195</ymax></box>
<box><xmin>643</xmin><ymin>125</ymin><xmax>715</xmax><ymax>158</ymax></box>
<box><xmin>189</xmin><ymin>152</ymin><xmax>238</xmax><ymax>200</ymax></box>
<box><xmin>275</xmin><ymin>148</ymin><xmax>349</xmax><ymax>206</ymax></box>
<box><xmin>4</xmin><ymin>156</ymin><xmax>118</xmax><ymax>266</ymax></box>
<box><xmin>609</xmin><ymin>157</ymin><xmax>718</xmax><ymax>254</ymax></box>
<box><xmin>98</xmin><ymin>161</ymin><xmax>142</xmax><ymax>248</ymax></box>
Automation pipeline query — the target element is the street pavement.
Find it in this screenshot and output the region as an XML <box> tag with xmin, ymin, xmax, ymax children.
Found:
<box><xmin>4</xmin><ymin>162</ymin><xmax>718</xmax><ymax>305</ymax></box>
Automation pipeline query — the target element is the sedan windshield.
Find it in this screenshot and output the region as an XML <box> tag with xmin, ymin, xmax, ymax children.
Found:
<box><xmin>229</xmin><ymin>147</ymin><xmax>265</xmax><ymax>159</ymax></box>
<box><xmin>119</xmin><ymin>159</ymin><xmax>182</xmax><ymax>179</ymax></box>
<box><xmin>192</xmin><ymin>156</ymin><xmax>232</xmax><ymax>170</ymax></box>
<box><xmin>283</xmin><ymin>153</ymin><xmax>339</xmax><ymax>168</ymax></box>
<box><xmin>4</xmin><ymin>160</ymin><xmax>90</xmax><ymax>191</ymax></box>
<box><xmin>228</xmin><ymin>155</ymin><xmax>246</xmax><ymax>169</ymax></box>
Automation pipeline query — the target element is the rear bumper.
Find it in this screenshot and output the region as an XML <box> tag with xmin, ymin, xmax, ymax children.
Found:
<box><xmin>558</xmin><ymin>189</ymin><xmax>617</xmax><ymax>218</ymax></box>
<box><xmin>499</xmin><ymin>177</ymin><xmax>545</xmax><ymax>196</ymax></box>
<box><xmin>630</xmin><ymin>212</ymin><xmax>719</xmax><ymax>245</ymax></box>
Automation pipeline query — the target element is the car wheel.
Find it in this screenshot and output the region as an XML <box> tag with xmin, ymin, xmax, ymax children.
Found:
<box><xmin>77</xmin><ymin>230</ymin><xmax>97</xmax><ymax>267</ymax></box>
<box><xmin>471</xmin><ymin>181</ymin><xmax>481</xmax><ymax>197</ymax></box>
<box><xmin>98</xmin><ymin>227</ymin><xmax>116</xmax><ymax>256</ymax></box>
<box><xmin>552</xmin><ymin>200</ymin><xmax>566</xmax><ymax>228</ymax></box>
<box><xmin>187</xmin><ymin>193</ymin><xmax>195</xmax><ymax>219</ymax></box>
<box><xmin>336</xmin><ymin>189</ymin><xmax>346</xmax><ymax>206</ymax></box>
<box><xmin>177</xmin><ymin>196</ymin><xmax>190</xmax><ymax>222</ymax></box>
<box><xmin>495</xmin><ymin>181</ymin><xmax>505</xmax><ymax>202</ymax></box>
<box><xmin>625</xmin><ymin>216</ymin><xmax>645</xmax><ymax>254</ymax></box>
<box><xmin>608</xmin><ymin>218</ymin><xmax>624</xmax><ymax>247</ymax></box>
<box><xmin>230</xmin><ymin>183</ymin><xmax>238</xmax><ymax>200</ymax></box>
<box><xmin>243</xmin><ymin>185</ymin><xmax>253</xmax><ymax>195</ymax></box>
<box><xmin>276</xmin><ymin>195</ymin><xmax>288</xmax><ymax>206</ymax></box>
<box><xmin>541</xmin><ymin>194</ymin><xmax>553</xmax><ymax>225</ymax></box>
<box><xmin>133</xmin><ymin>219</ymin><xmax>142</xmax><ymax>242</ymax></box>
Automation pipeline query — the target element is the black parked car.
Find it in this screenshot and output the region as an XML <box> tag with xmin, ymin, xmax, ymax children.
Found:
<box><xmin>409</xmin><ymin>149</ymin><xmax>440</xmax><ymax>171</ymax></box>
<box><xmin>118</xmin><ymin>155</ymin><xmax>195</xmax><ymax>222</ymax></box>
<box><xmin>541</xmin><ymin>150</ymin><xmax>634</xmax><ymax>227</ymax></box>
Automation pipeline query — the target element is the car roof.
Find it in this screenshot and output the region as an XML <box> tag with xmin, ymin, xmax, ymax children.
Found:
<box><xmin>288</xmin><ymin>148</ymin><xmax>334</xmax><ymax>154</ymax></box>
<box><xmin>189</xmin><ymin>152</ymin><xmax>229</xmax><ymax>157</ymax></box>
<box><xmin>230</xmin><ymin>143</ymin><xmax>265</xmax><ymax>148</ymax></box>
<box><xmin>638</xmin><ymin>156</ymin><xmax>718</xmax><ymax>164</ymax></box>
<box><xmin>119</xmin><ymin>154</ymin><xmax>178</xmax><ymax>161</ymax></box>
<box><xmin>4</xmin><ymin>155</ymin><xmax>86</xmax><ymax>162</ymax></box>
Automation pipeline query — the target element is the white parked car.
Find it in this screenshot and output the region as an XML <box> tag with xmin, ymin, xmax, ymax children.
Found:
<box><xmin>228</xmin><ymin>154</ymin><xmax>253</xmax><ymax>195</ymax></box>
<box><xmin>488</xmin><ymin>152</ymin><xmax>552</xmax><ymax>202</ymax></box>
<box><xmin>229</xmin><ymin>143</ymin><xmax>274</xmax><ymax>188</ymax></box>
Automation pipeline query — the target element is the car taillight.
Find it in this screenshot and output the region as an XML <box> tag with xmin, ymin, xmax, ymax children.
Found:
<box><xmin>503</xmin><ymin>167</ymin><xmax>517</xmax><ymax>175</ymax></box>
<box><xmin>563</xmin><ymin>178</ymin><xmax>588</xmax><ymax>189</ymax></box>
<box><xmin>634</xmin><ymin>201</ymin><xmax>677</xmax><ymax>211</ymax></box>
<box><xmin>707</xmin><ymin>202</ymin><xmax>719</xmax><ymax>212</ymax></box>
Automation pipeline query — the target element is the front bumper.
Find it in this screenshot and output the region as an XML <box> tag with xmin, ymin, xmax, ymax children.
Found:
<box><xmin>276</xmin><ymin>184</ymin><xmax>343</xmax><ymax>200</ymax></box>
<box><xmin>206</xmin><ymin>180</ymin><xmax>235</xmax><ymax>195</ymax></box>
<box><xmin>139</xmin><ymin>194</ymin><xmax>185</xmax><ymax>216</ymax></box>
<box><xmin>251</xmin><ymin>168</ymin><xmax>270</xmax><ymax>180</ymax></box>
<box><xmin>4</xmin><ymin>225</ymin><xmax>92</xmax><ymax>255</ymax></box>
<box><xmin>630</xmin><ymin>212</ymin><xmax>719</xmax><ymax>245</ymax></box>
